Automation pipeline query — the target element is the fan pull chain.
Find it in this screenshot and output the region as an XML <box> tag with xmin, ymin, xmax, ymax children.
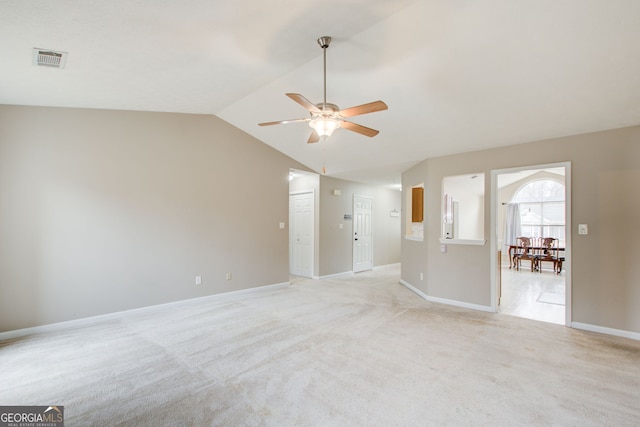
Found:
<box><xmin>322</xmin><ymin>138</ymin><xmax>327</xmax><ymax>174</ymax></box>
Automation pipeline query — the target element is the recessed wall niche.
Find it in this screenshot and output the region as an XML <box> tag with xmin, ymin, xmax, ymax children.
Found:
<box><xmin>441</xmin><ymin>173</ymin><xmax>485</xmax><ymax>243</ymax></box>
<box><xmin>406</xmin><ymin>183</ymin><xmax>424</xmax><ymax>240</ymax></box>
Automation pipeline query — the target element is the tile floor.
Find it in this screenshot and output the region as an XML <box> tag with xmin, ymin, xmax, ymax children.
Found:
<box><xmin>499</xmin><ymin>261</ymin><xmax>566</xmax><ymax>325</ymax></box>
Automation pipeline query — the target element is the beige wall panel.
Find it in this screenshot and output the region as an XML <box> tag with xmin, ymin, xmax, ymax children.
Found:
<box><xmin>402</xmin><ymin>125</ymin><xmax>640</xmax><ymax>332</ymax></box>
<box><xmin>0</xmin><ymin>105</ymin><xmax>306</xmax><ymax>332</ymax></box>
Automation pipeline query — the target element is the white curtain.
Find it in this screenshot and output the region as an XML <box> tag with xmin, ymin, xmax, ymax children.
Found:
<box><xmin>503</xmin><ymin>203</ymin><xmax>521</xmax><ymax>248</ymax></box>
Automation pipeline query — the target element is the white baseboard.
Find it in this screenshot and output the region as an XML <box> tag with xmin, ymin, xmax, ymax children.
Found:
<box><xmin>319</xmin><ymin>271</ymin><xmax>354</xmax><ymax>280</ymax></box>
<box><xmin>400</xmin><ymin>280</ymin><xmax>639</xmax><ymax>341</ymax></box>
<box><xmin>373</xmin><ymin>263</ymin><xmax>401</xmax><ymax>271</ymax></box>
<box><xmin>399</xmin><ymin>279</ymin><xmax>429</xmax><ymax>299</ymax></box>
<box><xmin>217</xmin><ymin>281</ymin><xmax>290</xmax><ymax>298</ymax></box>
<box><xmin>318</xmin><ymin>264</ymin><xmax>399</xmax><ymax>280</ymax></box>
<box><xmin>571</xmin><ymin>322</ymin><xmax>640</xmax><ymax>341</ymax></box>
<box><xmin>399</xmin><ymin>280</ymin><xmax>494</xmax><ymax>313</ymax></box>
<box><xmin>0</xmin><ymin>281</ymin><xmax>290</xmax><ymax>342</ymax></box>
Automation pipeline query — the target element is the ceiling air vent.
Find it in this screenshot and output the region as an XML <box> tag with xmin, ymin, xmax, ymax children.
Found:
<box><xmin>33</xmin><ymin>48</ymin><xmax>68</xmax><ymax>69</ymax></box>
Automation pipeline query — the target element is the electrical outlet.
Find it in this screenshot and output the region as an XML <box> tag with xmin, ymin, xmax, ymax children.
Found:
<box><xmin>195</xmin><ymin>275</ymin><xmax>202</xmax><ymax>286</ymax></box>
<box><xmin>226</xmin><ymin>272</ymin><xmax>232</xmax><ymax>280</ymax></box>
<box><xmin>578</xmin><ymin>224</ymin><xmax>588</xmax><ymax>235</ymax></box>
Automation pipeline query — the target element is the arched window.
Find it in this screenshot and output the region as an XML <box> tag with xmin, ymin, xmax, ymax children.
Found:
<box><xmin>512</xmin><ymin>179</ymin><xmax>565</xmax><ymax>245</ymax></box>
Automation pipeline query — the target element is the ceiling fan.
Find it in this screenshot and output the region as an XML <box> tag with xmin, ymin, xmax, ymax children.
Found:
<box><xmin>258</xmin><ymin>36</ymin><xmax>388</xmax><ymax>143</ymax></box>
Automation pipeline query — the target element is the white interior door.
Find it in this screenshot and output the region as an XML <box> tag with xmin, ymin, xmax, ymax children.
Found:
<box><xmin>289</xmin><ymin>191</ymin><xmax>314</xmax><ymax>277</ymax></box>
<box><xmin>353</xmin><ymin>194</ymin><xmax>373</xmax><ymax>272</ymax></box>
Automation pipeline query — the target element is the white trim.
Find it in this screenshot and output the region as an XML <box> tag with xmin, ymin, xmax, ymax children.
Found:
<box><xmin>438</xmin><ymin>238</ymin><xmax>486</xmax><ymax>245</ymax></box>
<box><xmin>319</xmin><ymin>271</ymin><xmax>354</xmax><ymax>280</ymax></box>
<box><xmin>404</xmin><ymin>235</ymin><xmax>423</xmax><ymax>242</ymax></box>
<box><xmin>218</xmin><ymin>281</ymin><xmax>290</xmax><ymax>298</ymax></box>
<box><xmin>400</xmin><ymin>279</ymin><xmax>429</xmax><ymax>299</ymax></box>
<box><xmin>0</xmin><ymin>281</ymin><xmax>290</xmax><ymax>342</ymax></box>
<box><xmin>572</xmin><ymin>322</ymin><xmax>640</xmax><ymax>342</ymax></box>
<box><xmin>564</xmin><ymin>163</ymin><xmax>572</xmax><ymax>326</ymax></box>
<box><xmin>490</xmin><ymin>170</ymin><xmax>498</xmax><ymax>311</ymax></box>
<box><xmin>373</xmin><ymin>263</ymin><xmax>401</xmax><ymax>271</ymax></box>
<box><xmin>399</xmin><ymin>280</ymin><xmax>494</xmax><ymax>313</ymax></box>
<box><xmin>400</xmin><ymin>280</ymin><xmax>639</xmax><ymax>341</ymax></box>
<box><xmin>288</xmin><ymin>189</ymin><xmax>314</xmax><ymax>196</ymax></box>
<box><xmin>316</xmin><ymin>265</ymin><xmax>399</xmax><ymax>279</ymax></box>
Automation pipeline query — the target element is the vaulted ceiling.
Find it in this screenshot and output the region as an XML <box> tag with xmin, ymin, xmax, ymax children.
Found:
<box><xmin>2</xmin><ymin>0</ymin><xmax>640</xmax><ymax>188</ymax></box>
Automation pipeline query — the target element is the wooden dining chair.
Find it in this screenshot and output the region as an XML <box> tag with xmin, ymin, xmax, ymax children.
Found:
<box><xmin>512</xmin><ymin>236</ymin><xmax>536</xmax><ymax>271</ymax></box>
<box><xmin>535</xmin><ymin>237</ymin><xmax>559</xmax><ymax>273</ymax></box>
<box><xmin>555</xmin><ymin>248</ymin><xmax>565</xmax><ymax>274</ymax></box>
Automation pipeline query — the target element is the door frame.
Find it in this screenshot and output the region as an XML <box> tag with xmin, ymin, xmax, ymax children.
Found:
<box><xmin>289</xmin><ymin>189</ymin><xmax>315</xmax><ymax>278</ymax></box>
<box><xmin>353</xmin><ymin>193</ymin><xmax>374</xmax><ymax>273</ymax></box>
<box><xmin>489</xmin><ymin>161</ymin><xmax>572</xmax><ymax>326</ymax></box>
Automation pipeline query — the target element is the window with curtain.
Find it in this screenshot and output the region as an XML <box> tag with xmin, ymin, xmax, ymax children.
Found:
<box><xmin>511</xmin><ymin>179</ymin><xmax>565</xmax><ymax>246</ymax></box>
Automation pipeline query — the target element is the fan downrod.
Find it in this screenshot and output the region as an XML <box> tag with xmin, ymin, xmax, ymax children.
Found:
<box><xmin>317</xmin><ymin>36</ymin><xmax>332</xmax><ymax>107</ymax></box>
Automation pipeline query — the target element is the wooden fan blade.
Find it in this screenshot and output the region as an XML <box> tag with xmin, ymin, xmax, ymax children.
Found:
<box><xmin>258</xmin><ymin>118</ymin><xmax>309</xmax><ymax>126</ymax></box>
<box><xmin>338</xmin><ymin>100</ymin><xmax>388</xmax><ymax>118</ymax></box>
<box><xmin>307</xmin><ymin>130</ymin><xmax>320</xmax><ymax>143</ymax></box>
<box><xmin>341</xmin><ymin>121</ymin><xmax>380</xmax><ymax>137</ymax></box>
<box><xmin>286</xmin><ymin>93</ymin><xmax>321</xmax><ymax>113</ymax></box>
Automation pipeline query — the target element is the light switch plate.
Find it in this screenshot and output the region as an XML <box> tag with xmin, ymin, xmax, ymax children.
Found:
<box><xmin>279</xmin><ymin>222</ymin><xmax>285</xmax><ymax>229</ymax></box>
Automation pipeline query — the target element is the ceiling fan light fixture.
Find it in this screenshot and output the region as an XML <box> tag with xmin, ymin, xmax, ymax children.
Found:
<box><xmin>258</xmin><ymin>36</ymin><xmax>387</xmax><ymax>144</ymax></box>
<box><xmin>309</xmin><ymin>117</ymin><xmax>341</xmax><ymax>137</ymax></box>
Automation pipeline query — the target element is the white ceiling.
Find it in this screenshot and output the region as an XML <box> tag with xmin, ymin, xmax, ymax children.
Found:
<box><xmin>2</xmin><ymin>1</ymin><xmax>640</xmax><ymax>188</ymax></box>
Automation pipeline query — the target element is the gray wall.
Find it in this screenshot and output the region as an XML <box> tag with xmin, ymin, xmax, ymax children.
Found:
<box><xmin>402</xmin><ymin>125</ymin><xmax>640</xmax><ymax>334</ymax></box>
<box><xmin>319</xmin><ymin>176</ymin><xmax>401</xmax><ymax>277</ymax></box>
<box><xmin>0</xmin><ymin>105</ymin><xmax>307</xmax><ymax>332</ymax></box>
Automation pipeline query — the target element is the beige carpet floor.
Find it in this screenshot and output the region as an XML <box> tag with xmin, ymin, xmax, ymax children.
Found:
<box><xmin>1</xmin><ymin>267</ymin><xmax>639</xmax><ymax>426</ymax></box>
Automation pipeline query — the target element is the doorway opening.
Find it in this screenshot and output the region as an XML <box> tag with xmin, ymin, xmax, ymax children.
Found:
<box><xmin>492</xmin><ymin>163</ymin><xmax>571</xmax><ymax>325</ymax></box>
